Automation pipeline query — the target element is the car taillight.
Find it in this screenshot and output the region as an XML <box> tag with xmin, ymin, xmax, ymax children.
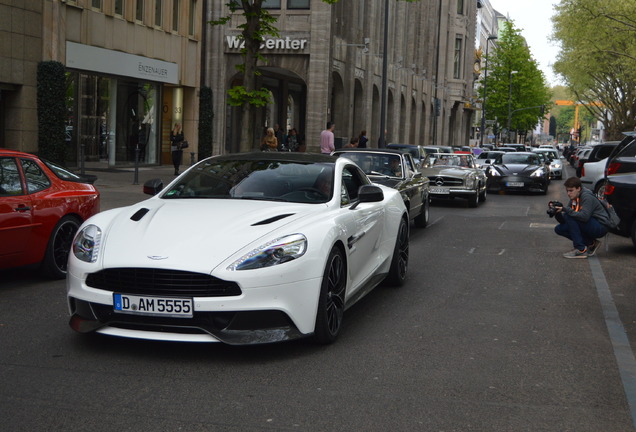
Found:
<box><xmin>604</xmin><ymin>183</ymin><xmax>615</xmax><ymax>196</ymax></box>
<box><xmin>606</xmin><ymin>162</ymin><xmax>621</xmax><ymax>176</ymax></box>
<box><xmin>581</xmin><ymin>166</ymin><xmax>585</xmax><ymax>177</ymax></box>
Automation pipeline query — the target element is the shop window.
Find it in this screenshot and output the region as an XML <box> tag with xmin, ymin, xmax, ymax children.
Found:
<box><xmin>262</xmin><ymin>0</ymin><xmax>281</xmax><ymax>9</ymax></box>
<box><xmin>287</xmin><ymin>0</ymin><xmax>309</xmax><ymax>8</ymax></box>
<box><xmin>115</xmin><ymin>0</ymin><xmax>124</xmax><ymax>16</ymax></box>
<box><xmin>155</xmin><ymin>0</ymin><xmax>163</xmax><ymax>27</ymax></box>
<box><xmin>453</xmin><ymin>37</ymin><xmax>462</xmax><ymax>79</ymax></box>
<box><xmin>188</xmin><ymin>0</ymin><xmax>196</xmax><ymax>36</ymax></box>
<box><xmin>173</xmin><ymin>0</ymin><xmax>180</xmax><ymax>32</ymax></box>
<box><xmin>136</xmin><ymin>0</ymin><xmax>144</xmax><ymax>21</ymax></box>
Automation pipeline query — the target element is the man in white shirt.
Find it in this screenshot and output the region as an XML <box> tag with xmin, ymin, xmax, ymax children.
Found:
<box><xmin>320</xmin><ymin>122</ymin><xmax>335</xmax><ymax>154</ymax></box>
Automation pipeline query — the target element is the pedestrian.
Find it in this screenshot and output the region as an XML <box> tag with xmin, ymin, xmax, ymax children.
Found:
<box><xmin>170</xmin><ymin>122</ymin><xmax>186</xmax><ymax>175</ymax></box>
<box><xmin>260</xmin><ymin>127</ymin><xmax>278</xmax><ymax>151</ymax></box>
<box><xmin>344</xmin><ymin>136</ymin><xmax>359</xmax><ymax>148</ymax></box>
<box><xmin>274</xmin><ymin>124</ymin><xmax>285</xmax><ymax>151</ymax></box>
<box><xmin>320</xmin><ymin>121</ymin><xmax>335</xmax><ymax>154</ymax></box>
<box><xmin>551</xmin><ymin>177</ymin><xmax>609</xmax><ymax>258</ymax></box>
<box><xmin>358</xmin><ymin>130</ymin><xmax>368</xmax><ymax>148</ymax></box>
<box><xmin>285</xmin><ymin>128</ymin><xmax>299</xmax><ymax>152</ymax></box>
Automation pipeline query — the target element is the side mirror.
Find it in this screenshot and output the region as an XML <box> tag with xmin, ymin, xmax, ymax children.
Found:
<box><xmin>143</xmin><ymin>178</ymin><xmax>164</xmax><ymax>195</ymax></box>
<box><xmin>350</xmin><ymin>184</ymin><xmax>384</xmax><ymax>210</ymax></box>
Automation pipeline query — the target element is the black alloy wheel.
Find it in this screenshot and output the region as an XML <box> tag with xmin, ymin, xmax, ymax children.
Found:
<box><xmin>43</xmin><ymin>215</ymin><xmax>81</xmax><ymax>279</ymax></box>
<box><xmin>386</xmin><ymin>217</ymin><xmax>409</xmax><ymax>286</ymax></box>
<box><xmin>313</xmin><ymin>247</ymin><xmax>347</xmax><ymax>344</ymax></box>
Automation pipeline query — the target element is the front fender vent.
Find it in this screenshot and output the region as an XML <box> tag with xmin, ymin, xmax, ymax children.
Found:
<box><xmin>130</xmin><ymin>208</ymin><xmax>150</xmax><ymax>221</ymax></box>
<box><xmin>252</xmin><ymin>213</ymin><xmax>294</xmax><ymax>226</ymax></box>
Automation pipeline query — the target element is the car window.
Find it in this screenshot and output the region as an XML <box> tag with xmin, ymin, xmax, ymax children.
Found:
<box><xmin>618</xmin><ymin>141</ymin><xmax>636</xmax><ymax>158</ymax></box>
<box><xmin>163</xmin><ymin>159</ymin><xmax>335</xmax><ymax>204</ymax></box>
<box><xmin>20</xmin><ymin>159</ymin><xmax>51</xmax><ymax>194</ymax></box>
<box><xmin>0</xmin><ymin>157</ymin><xmax>24</xmax><ymax>196</ymax></box>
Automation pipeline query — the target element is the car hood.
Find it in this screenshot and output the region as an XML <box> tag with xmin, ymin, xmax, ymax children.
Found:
<box><xmin>493</xmin><ymin>163</ymin><xmax>540</xmax><ymax>175</ymax></box>
<box><xmin>421</xmin><ymin>167</ymin><xmax>471</xmax><ymax>178</ymax></box>
<box><xmin>96</xmin><ymin>199</ymin><xmax>323</xmax><ymax>272</ymax></box>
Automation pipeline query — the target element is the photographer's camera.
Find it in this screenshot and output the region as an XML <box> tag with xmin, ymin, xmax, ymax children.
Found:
<box><xmin>547</xmin><ymin>201</ymin><xmax>563</xmax><ymax>218</ymax></box>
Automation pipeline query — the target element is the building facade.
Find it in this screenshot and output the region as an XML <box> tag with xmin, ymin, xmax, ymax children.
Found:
<box><xmin>1</xmin><ymin>0</ymin><xmax>202</xmax><ymax>169</ymax></box>
<box><xmin>205</xmin><ymin>0</ymin><xmax>479</xmax><ymax>154</ymax></box>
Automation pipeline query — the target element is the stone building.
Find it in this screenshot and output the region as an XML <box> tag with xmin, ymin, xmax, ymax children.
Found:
<box><xmin>205</xmin><ymin>0</ymin><xmax>479</xmax><ymax>153</ymax></box>
<box><xmin>1</xmin><ymin>0</ymin><xmax>201</xmax><ymax>169</ymax></box>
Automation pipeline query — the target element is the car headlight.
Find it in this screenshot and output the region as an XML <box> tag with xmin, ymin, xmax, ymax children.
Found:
<box><xmin>552</xmin><ymin>162</ymin><xmax>562</xmax><ymax>169</ymax></box>
<box><xmin>530</xmin><ymin>168</ymin><xmax>545</xmax><ymax>177</ymax></box>
<box><xmin>465</xmin><ymin>177</ymin><xmax>475</xmax><ymax>188</ymax></box>
<box><xmin>228</xmin><ymin>234</ymin><xmax>307</xmax><ymax>271</ymax></box>
<box><xmin>73</xmin><ymin>224</ymin><xmax>102</xmax><ymax>263</ymax></box>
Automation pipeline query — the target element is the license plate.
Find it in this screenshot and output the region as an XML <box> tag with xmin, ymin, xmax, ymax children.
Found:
<box><xmin>507</xmin><ymin>182</ymin><xmax>524</xmax><ymax>187</ymax></box>
<box><xmin>113</xmin><ymin>293</ymin><xmax>193</xmax><ymax>318</ymax></box>
<box><xmin>430</xmin><ymin>187</ymin><xmax>450</xmax><ymax>194</ymax></box>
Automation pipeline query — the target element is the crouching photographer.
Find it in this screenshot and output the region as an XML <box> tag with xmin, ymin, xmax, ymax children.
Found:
<box><xmin>549</xmin><ymin>177</ymin><xmax>609</xmax><ymax>259</ymax></box>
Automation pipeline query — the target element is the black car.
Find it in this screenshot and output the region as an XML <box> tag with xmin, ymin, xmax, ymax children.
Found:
<box><xmin>486</xmin><ymin>152</ymin><xmax>549</xmax><ymax>194</ymax></box>
<box><xmin>606</xmin><ymin>132</ymin><xmax>636</xmax><ymax>177</ymax></box>
<box><xmin>605</xmin><ymin>173</ymin><xmax>636</xmax><ymax>247</ymax></box>
<box><xmin>333</xmin><ymin>148</ymin><xmax>430</xmax><ymax>228</ymax></box>
<box><xmin>386</xmin><ymin>143</ymin><xmax>428</xmax><ymax>169</ymax></box>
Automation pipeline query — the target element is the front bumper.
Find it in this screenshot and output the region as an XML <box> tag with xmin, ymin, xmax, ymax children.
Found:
<box><xmin>487</xmin><ymin>175</ymin><xmax>547</xmax><ymax>193</ymax></box>
<box><xmin>67</xmin><ymin>268</ymin><xmax>322</xmax><ymax>345</ymax></box>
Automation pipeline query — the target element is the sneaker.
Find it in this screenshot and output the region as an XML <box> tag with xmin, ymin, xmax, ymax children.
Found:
<box><xmin>587</xmin><ymin>240</ymin><xmax>602</xmax><ymax>256</ymax></box>
<box><xmin>563</xmin><ymin>248</ymin><xmax>588</xmax><ymax>259</ymax></box>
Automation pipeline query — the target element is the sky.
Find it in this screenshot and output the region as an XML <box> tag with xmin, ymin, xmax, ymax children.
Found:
<box><xmin>488</xmin><ymin>0</ymin><xmax>562</xmax><ymax>86</ymax></box>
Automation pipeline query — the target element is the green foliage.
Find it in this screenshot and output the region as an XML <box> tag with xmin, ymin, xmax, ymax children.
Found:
<box><xmin>198</xmin><ymin>86</ymin><xmax>214</xmax><ymax>160</ymax></box>
<box><xmin>227</xmin><ymin>86</ymin><xmax>272</xmax><ymax>108</ymax></box>
<box><xmin>552</xmin><ymin>0</ymin><xmax>636</xmax><ymax>139</ymax></box>
<box><xmin>479</xmin><ymin>21</ymin><xmax>551</xmax><ymax>136</ymax></box>
<box><xmin>37</xmin><ymin>61</ymin><xmax>67</xmax><ymax>164</ymax></box>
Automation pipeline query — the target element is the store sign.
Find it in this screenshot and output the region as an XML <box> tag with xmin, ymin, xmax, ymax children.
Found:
<box><xmin>225</xmin><ymin>35</ymin><xmax>309</xmax><ymax>52</ymax></box>
<box><xmin>66</xmin><ymin>42</ymin><xmax>179</xmax><ymax>84</ymax></box>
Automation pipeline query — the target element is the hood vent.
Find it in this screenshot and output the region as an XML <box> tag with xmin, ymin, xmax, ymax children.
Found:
<box><xmin>130</xmin><ymin>208</ymin><xmax>150</xmax><ymax>221</ymax></box>
<box><xmin>252</xmin><ymin>213</ymin><xmax>294</xmax><ymax>226</ymax></box>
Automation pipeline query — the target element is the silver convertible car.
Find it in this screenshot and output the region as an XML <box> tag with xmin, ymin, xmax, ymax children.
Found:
<box><xmin>420</xmin><ymin>153</ymin><xmax>488</xmax><ymax>207</ymax></box>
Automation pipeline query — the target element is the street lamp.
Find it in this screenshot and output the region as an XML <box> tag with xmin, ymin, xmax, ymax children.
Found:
<box><xmin>479</xmin><ymin>35</ymin><xmax>498</xmax><ymax>147</ymax></box>
<box><xmin>378</xmin><ymin>0</ymin><xmax>389</xmax><ymax>148</ymax></box>
<box><xmin>507</xmin><ymin>70</ymin><xmax>518</xmax><ymax>143</ymax></box>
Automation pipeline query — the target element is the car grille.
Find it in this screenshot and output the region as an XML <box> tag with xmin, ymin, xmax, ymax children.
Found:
<box><xmin>429</xmin><ymin>176</ymin><xmax>463</xmax><ymax>186</ymax></box>
<box><xmin>85</xmin><ymin>268</ymin><xmax>242</xmax><ymax>297</ymax></box>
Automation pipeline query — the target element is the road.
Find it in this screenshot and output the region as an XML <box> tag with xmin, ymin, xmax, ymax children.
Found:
<box><xmin>1</xmin><ymin>164</ymin><xmax>636</xmax><ymax>431</ymax></box>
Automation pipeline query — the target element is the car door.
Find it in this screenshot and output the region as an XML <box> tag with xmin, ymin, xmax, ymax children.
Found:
<box><xmin>0</xmin><ymin>156</ymin><xmax>33</xmax><ymax>268</ymax></box>
<box><xmin>339</xmin><ymin>165</ymin><xmax>385</xmax><ymax>295</ymax></box>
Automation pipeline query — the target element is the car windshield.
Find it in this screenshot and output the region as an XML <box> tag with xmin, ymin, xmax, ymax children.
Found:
<box><xmin>501</xmin><ymin>154</ymin><xmax>540</xmax><ymax>165</ymax></box>
<box><xmin>422</xmin><ymin>154</ymin><xmax>469</xmax><ymax>168</ymax></box>
<box><xmin>337</xmin><ymin>152</ymin><xmax>403</xmax><ymax>177</ymax></box>
<box><xmin>162</xmin><ymin>159</ymin><xmax>335</xmax><ymax>203</ymax></box>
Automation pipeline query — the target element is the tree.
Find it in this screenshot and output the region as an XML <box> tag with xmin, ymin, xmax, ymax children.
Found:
<box><xmin>479</xmin><ymin>21</ymin><xmax>551</xmax><ymax>143</ymax></box>
<box><xmin>552</xmin><ymin>0</ymin><xmax>636</xmax><ymax>139</ymax></box>
<box><xmin>212</xmin><ymin>0</ymin><xmax>420</xmax><ymax>152</ymax></box>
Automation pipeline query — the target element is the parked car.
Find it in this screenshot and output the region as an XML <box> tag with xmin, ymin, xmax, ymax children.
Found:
<box><xmin>604</xmin><ymin>173</ymin><xmax>636</xmax><ymax>247</ymax></box>
<box><xmin>486</xmin><ymin>152</ymin><xmax>549</xmax><ymax>194</ymax></box>
<box><xmin>576</xmin><ymin>142</ymin><xmax>618</xmax><ymax>177</ymax></box>
<box><xmin>580</xmin><ymin>157</ymin><xmax>609</xmax><ymax>198</ymax></box>
<box><xmin>0</xmin><ymin>149</ymin><xmax>100</xmax><ymax>278</ymax></box>
<box><xmin>420</xmin><ymin>153</ymin><xmax>487</xmax><ymax>207</ymax></box>
<box><xmin>66</xmin><ymin>152</ymin><xmax>409</xmax><ymax>345</ymax></box>
<box><xmin>605</xmin><ymin>132</ymin><xmax>636</xmax><ymax>177</ymax></box>
<box><xmin>333</xmin><ymin>148</ymin><xmax>430</xmax><ymax>228</ymax></box>
<box><xmin>532</xmin><ymin>148</ymin><xmax>563</xmax><ymax>180</ymax></box>
<box><xmin>386</xmin><ymin>143</ymin><xmax>427</xmax><ymax>168</ymax></box>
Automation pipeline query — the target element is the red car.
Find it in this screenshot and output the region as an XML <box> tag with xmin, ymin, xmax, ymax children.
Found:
<box><xmin>0</xmin><ymin>149</ymin><xmax>100</xmax><ymax>278</ymax></box>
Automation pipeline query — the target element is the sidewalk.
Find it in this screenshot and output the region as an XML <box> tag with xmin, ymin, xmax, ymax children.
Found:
<box><xmin>85</xmin><ymin>165</ymin><xmax>178</xmax><ymax>210</ymax></box>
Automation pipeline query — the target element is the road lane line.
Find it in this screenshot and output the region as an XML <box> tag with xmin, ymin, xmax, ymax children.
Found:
<box><xmin>588</xmin><ymin>256</ymin><xmax>636</xmax><ymax>428</ymax></box>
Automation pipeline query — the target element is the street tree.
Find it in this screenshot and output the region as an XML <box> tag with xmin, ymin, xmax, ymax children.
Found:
<box><xmin>552</xmin><ymin>0</ymin><xmax>636</xmax><ymax>139</ymax></box>
<box><xmin>212</xmin><ymin>0</ymin><xmax>420</xmax><ymax>152</ymax></box>
<box><xmin>480</xmin><ymin>20</ymin><xmax>551</xmax><ymax>143</ymax></box>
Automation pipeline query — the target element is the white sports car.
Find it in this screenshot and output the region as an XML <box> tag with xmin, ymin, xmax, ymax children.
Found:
<box><xmin>67</xmin><ymin>153</ymin><xmax>409</xmax><ymax>345</ymax></box>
